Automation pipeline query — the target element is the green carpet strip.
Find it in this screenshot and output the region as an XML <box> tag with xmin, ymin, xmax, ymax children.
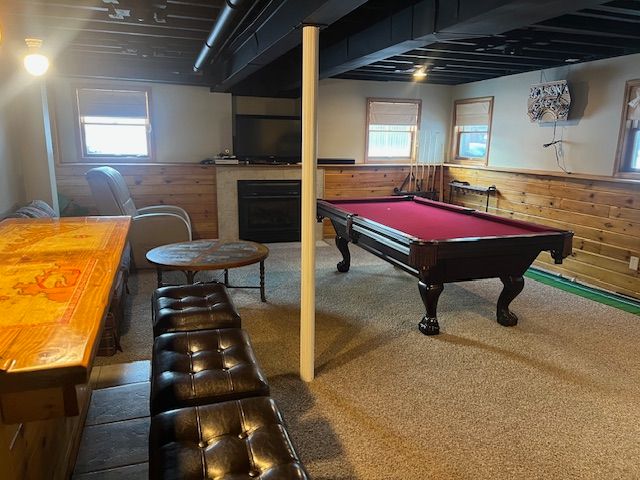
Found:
<box><xmin>525</xmin><ymin>268</ymin><xmax>640</xmax><ymax>315</ymax></box>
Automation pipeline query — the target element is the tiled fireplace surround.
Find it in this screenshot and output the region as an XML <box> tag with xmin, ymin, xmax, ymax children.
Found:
<box><xmin>215</xmin><ymin>165</ymin><xmax>325</xmax><ymax>242</ymax></box>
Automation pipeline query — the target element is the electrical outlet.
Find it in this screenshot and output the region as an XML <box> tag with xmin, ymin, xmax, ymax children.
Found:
<box><xmin>630</xmin><ymin>256</ymin><xmax>640</xmax><ymax>271</ymax></box>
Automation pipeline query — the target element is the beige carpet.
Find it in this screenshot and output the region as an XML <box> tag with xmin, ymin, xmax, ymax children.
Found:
<box><xmin>98</xmin><ymin>242</ymin><xmax>640</xmax><ymax>479</ymax></box>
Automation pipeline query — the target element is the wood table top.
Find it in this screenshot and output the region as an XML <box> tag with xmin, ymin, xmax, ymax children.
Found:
<box><xmin>146</xmin><ymin>239</ymin><xmax>269</xmax><ymax>271</ymax></box>
<box><xmin>0</xmin><ymin>216</ymin><xmax>130</xmax><ymax>392</ymax></box>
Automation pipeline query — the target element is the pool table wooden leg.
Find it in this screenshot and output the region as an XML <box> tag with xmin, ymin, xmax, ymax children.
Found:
<box><xmin>418</xmin><ymin>281</ymin><xmax>443</xmax><ymax>335</ymax></box>
<box><xmin>497</xmin><ymin>275</ymin><xmax>525</xmax><ymax>327</ymax></box>
<box><xmin>335</xmin><ymin>236</ymin><xmax>351</xmax><ymax>273</ymax></box>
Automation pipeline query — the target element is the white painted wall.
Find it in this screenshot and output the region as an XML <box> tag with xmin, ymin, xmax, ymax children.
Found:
<box><xmin>317</xmin><ymin>78</ymin><xmax>452</xmax><ymax>163</ymax></box>
<box><xmin>51</xmin><ymin>78</ymin><xmax>233</xmax><ymax>163</ymax></box>
<box><xmin>452</xmin><ymin>53</ymin><xmax>640</xmax><ymax>176</ymax></box>
<box><xmin>15</xmin><ymin>82</ymin><xmax>59</xmax><ymax>211</ymax></box>
<box><xmin>0</xmin><ymin>67</ymin><xmax>57</xmax><ymax>215</ymax></box>
<box><xmin>0</xmin><ymin>102</ymin><xmax>25</xmax><ymax>215</ymax></box>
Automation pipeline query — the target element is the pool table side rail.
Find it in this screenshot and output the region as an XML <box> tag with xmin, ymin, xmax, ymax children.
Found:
<box><xmin>324</xmin><ymin>195</ymin><xmax>570</xmax><ymax>234</ymax></box>
<box><xmin>317</xmin><ymin>199</ymin><xmax>573</xmax><ymax>273</ymax></box>
<box><xmin>324</xmin><ymin>195</ymin><xmax>476</xmax><ymax>214</ymax></box>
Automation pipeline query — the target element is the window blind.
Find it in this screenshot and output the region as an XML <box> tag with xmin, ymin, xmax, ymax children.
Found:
<box><xmin>77</xmin><ymin>88</ymin><xmax>148</xmax><ymax>118</ymax></box>
<box><xmin>369</xmin><ymin>101</ymin><xmax>419</xmax><ymax>126</ymax></box>
<box><xmin>455</xmin><ymin>101</ymin><xmax>490</xmax><ymax>126</ymax></box>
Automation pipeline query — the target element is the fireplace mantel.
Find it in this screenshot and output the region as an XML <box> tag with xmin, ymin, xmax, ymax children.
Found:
<box><xmin>215</xmin><ymin>165</ymin><xmax>324</xmax><ymax>242</ymax></box>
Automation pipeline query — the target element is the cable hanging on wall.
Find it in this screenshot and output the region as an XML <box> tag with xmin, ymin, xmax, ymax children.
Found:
<box><xmin>543</xmin><ymin>120</ymin><xmax>571</xmax><ymax>174</ymax></box>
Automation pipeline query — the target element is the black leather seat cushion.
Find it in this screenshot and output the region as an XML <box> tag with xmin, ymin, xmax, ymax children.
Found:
<box><xmin>151</xmin><ymin>329</ymin><xmax>269</xmax><ymax>415</ymax></box>
<box><xmin>149</xmin><ymin>397</ymin><xmax>309</xmax><ymax>480</ymax></box>
<box><xmin>152</xmin><ymin>283</ymin><xmax>241</xmax><ymax>337</ymax></box>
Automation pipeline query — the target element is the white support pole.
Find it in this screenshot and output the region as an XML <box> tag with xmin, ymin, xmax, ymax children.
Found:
<box><xmin>300</xmin><ymin>25</ymin><xmax>319</xmax><ymax>382</ymax></box>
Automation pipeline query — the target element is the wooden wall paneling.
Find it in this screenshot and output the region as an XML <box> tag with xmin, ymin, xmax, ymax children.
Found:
<box><xmin>0</xmin><ymin>385</ymin><xmax>89</xmax><ymax>480</ymax></box>
<box><xmin>445</xmin><ymin>166</ymin><xmax>640</xmax><ymax>300</ymax></box>
<box><xmin>55</xmin><ymin>163</ymin><xmax>218</xmax><ymax>239</ymax></box>
<box><xmin>321</xmin><ymin>165</ymin><xmax>412</xmax><ymax>237</ymax></box>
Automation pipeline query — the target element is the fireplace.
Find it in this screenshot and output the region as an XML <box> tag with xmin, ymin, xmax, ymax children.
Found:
<box><xmin>238</xmin><ymin>180</ymin><xmax>301</xmax><ymax>243</ymax></box>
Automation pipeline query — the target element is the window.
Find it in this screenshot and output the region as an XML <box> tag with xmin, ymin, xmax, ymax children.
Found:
<box><xmin>366</xmin><ymin>98</ymin><xmax>421</xmax><ymax>162</ymax></box>
<box><xmin>450</xmin><ymin>97</ymin><xmax>493</xmax><ymax>165</ymax></box>
<box><xmin>75</xmin><ymin>87</ymin><xmax>152</xmax><ymax>161</ymax></box>
<box><xmin>615</xmin><ymin>79</ymin><xmax>640</xmax><ymax>177</ymax></box>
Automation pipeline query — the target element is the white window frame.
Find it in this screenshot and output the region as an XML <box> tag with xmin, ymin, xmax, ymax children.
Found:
<box><xmin>365</xmin><ymin>98</ymin><xmax>422</xmax><ymax>163</ymax></box>
<box><xmin>614</xmin><ymin>79</ymin><xmax>640</xmax><ymax>178</ymax></box>
<box><xmin>450</xmin><ymin>96</ymin><xmax>494</xmax><ymax>166</ymax></box>
<box><xmin>75</xmin><ymin>86</ymin><xmax>154</xmax><ymax>162</ymax></box>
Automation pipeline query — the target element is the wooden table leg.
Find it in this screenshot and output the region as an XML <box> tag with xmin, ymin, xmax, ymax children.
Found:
<box><xmin>185</xmin><ymin>271</ymin><xmax>196</xmax><ymax>284</ymax></box>
<box><xmin>224</xmin><ymin>269</ymin><xmax>229</xmax><ymax>286</ymax></box>
<box><xmin>260</xmin><ymin>261</ymin><xmax>266</xmax><ymax>302</ymax></box>
<box><xmin>156</xmin><ymin>268</ymin><xmax>163</xmax><ymax>288</ymax></box>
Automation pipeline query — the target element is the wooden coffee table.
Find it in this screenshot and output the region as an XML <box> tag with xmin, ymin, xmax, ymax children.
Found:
<box><xmin>146</xmin><ymin>239</ymin><xmax>269</xmax><ymax>302</ymax></box>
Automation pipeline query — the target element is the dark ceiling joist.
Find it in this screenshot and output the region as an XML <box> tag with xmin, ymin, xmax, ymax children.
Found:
<box><xmin>8</xmin><ymin>0</ymin><xmax>221</xmax><ymax>21</ymax></box>
<box><xmin>399</xmin><ymin>51</ymin><xmax>559</xmax><ymax>69</ymax></box>
<box><xmin>374</xmin><ymin>59</ymin><xmax>514</xmax><ymax>75</ymax></box>
<box><xmin>319</xmin><ymin>0</ymin><xmax>609</xmax><ymax>79</ymax></box>
<box><xmin>56</xmin><ymin>53</ymin><xmax>207</xmax><ymax>85</ymax></box>
<box><xmin>535</xmin><ymin>13</ymin><xmax>640</xmax><ymax>38</ymax></box>
<box><xmin>335</xmin><ymin>71</ymin><xmax>476</xmax><ymax>84</ymax></box>
<box><xmin>209</xmin><ymin>0</ymin><xmax>369</xmax><ymax>91</ymax></box>
<box><xmin>4</xmin><ymin>12</ymin><xmax>213</xmax><ymax>36</ymax></box>
<box><xmin>414</xmin><ymin>46</ymin><xmax>565</xmax><ymax>63</ymax></box>
<box><xmin>519</xmin><ymin>27</ymin><xmax>640</xmax><ymax>49</ymax></box>
<box><xmin>530</xmin><ymin>23</ymin><xmax>640</xmax><ymax>40</ymax></box>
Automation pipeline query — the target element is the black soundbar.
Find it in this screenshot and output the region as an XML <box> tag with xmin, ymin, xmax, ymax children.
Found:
<box><xmin>317</xmin><ymin>158</ymin><xmax>355</xmax><ymax>165</ymax></box>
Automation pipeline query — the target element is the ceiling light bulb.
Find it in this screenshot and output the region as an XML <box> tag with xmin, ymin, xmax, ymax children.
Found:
<box><xmin>23</xmin><ymin>38</ymin><xmax>50</xmax><ymax>76</ymax></box>
<box><xmin>413</xmin><ymin>68</ymin><xmax>427</xmax><ymax>79</ymax></box>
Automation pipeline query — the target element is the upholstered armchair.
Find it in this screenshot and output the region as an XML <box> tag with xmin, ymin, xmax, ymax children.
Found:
<box><xmin>86</xmin><ymin>166</ymin><xmax>192</xmax><ymax>268</ymax></box>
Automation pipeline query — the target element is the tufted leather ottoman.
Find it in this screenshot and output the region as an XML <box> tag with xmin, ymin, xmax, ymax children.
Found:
<box><xmin>149</xmin><ymin>397</ymin><xmax>309</xmax><ymax>480</ymax></box>
<box><xmin>152</xmin><ymin>283</ymin><xmax>241</xmax><ymax>337</ymax></box>
<box><xmin>151</xmin><ymin>329</ymin><xmax>270</xmax><ymax>415</ymax></box>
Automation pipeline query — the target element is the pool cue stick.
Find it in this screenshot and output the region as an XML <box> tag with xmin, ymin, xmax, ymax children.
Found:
<box><xmin>439</xmin><ymin>161</ymin><xmax>444</xmax><ymax>201</ymax></box>
<box><xmin>425</xmin><ymin>131</ymin><xmax>432</xmax><ymax>193</ymax></box>
<box><xmin>431</xmin><ymin>132</ymin><xmax>438</xmax><ymax>193</ymax></box>
<box><xmin>412</xmin><ymin>129</ymin><xmax>418</xmax><ymax>191</ymax></box>
<box><xmin>408</xmin><ymin>132</ymin><xmax>415</xmax><ymax>192</ymax></box>
<box><xmin>420</xmin><ymin>132</ymin><xmax>427</xmax><ymax>191</ymax></box>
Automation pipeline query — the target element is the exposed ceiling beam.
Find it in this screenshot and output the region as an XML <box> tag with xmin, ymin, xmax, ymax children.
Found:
<box><xmin>208</xmin><ymin>0</ymin><xmax>369</xmax><ymax>91</ymax></box>
<box><xmin>319</xmin><ymin>0</ymin><xmax>610</xmax><ymax>79</ymax></box>
<box><xmin>530</xmin><ymin>22</ymin><xmax>640</xmax><ymax>40</ymax></box>
<box><xmin>414</xmin><ymin>46</ymin><xmax>565</xmax><ymax>63</ymax></box>
<box><xmin>535</xmin><ymin>13</ymin><xmax>640</xmax><ymax>38</ymax></box>
<box><xmin>3</xmin><ymin>12</ymin><xmax>214</xmax><ymax>35</ymax></box>
<box><xmin>519</xmin><ymin>27</ymin><xmax>640</xmax><ymax>49</ymax></box>
<box><xmin>56</xmin><ymin>53</ymin><xmax>207</xmax><ymax>85</ymax></box>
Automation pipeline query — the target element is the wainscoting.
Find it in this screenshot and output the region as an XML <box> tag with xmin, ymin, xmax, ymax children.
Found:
<box><xmin>321</xmin><ymin>165</ymin><xmax>415</xmax><ymax>237</ymax></box>
<box><xmin>54</xmin><ymin>162</ymin><xmax>639</xmax><ymax>299</ymax></box>
<box><xmin>55</xmin><ymin>163</ymin><xmax>218</xmax><ymax>239</ymax></box>
<box><xmin>445</xmin><ymin>166</ymin><xmax>640</xmax><ymax>299</ymax></box>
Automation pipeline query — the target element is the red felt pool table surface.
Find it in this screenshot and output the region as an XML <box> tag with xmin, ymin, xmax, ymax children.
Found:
<box><xmin>332</xmin><ymin>197</ymin><xmax>553</xmax><ymax>241</ymax></box>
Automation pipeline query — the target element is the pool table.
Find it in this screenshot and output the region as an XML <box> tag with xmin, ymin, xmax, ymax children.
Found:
<box><xmin>317</xmin><ymin>196</ymin><xmax>573</xmax><ymax>335</ymax></box>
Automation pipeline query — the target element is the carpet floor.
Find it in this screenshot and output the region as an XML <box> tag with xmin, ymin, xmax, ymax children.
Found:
<box><xmin>98</xmin><ymin>242</ymin><xmax>640</xmax><ymax>479</ymax></box>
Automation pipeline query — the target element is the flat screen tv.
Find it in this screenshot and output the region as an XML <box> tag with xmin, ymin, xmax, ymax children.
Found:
<box><xmin>234</xmin><ymin>114</ymin><xmax>301</xmax><ymax>163</ymax></box>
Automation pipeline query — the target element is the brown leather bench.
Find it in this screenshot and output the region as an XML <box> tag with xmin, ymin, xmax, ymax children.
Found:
<box><xmin>149</xmin><ymin>397</ymin><xmax>309</xmax><ymax>480</ymax></box>
<box><xmin>152</xmin><ymin>283</ymin><xmax>241</xmax><ymax>337</ymax></box>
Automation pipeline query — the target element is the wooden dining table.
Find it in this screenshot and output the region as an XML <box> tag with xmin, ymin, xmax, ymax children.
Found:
<box><xmin>0</xmin><ymin>216</ymin><xmax>130</xmax><ymax>424</ymax></box>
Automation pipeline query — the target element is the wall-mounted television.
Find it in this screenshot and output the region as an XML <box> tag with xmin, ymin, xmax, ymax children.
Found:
<box><xmin>234</xmin><ymin>114</ymin><xmax>301</xmax><ymax>163</ymax></box>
